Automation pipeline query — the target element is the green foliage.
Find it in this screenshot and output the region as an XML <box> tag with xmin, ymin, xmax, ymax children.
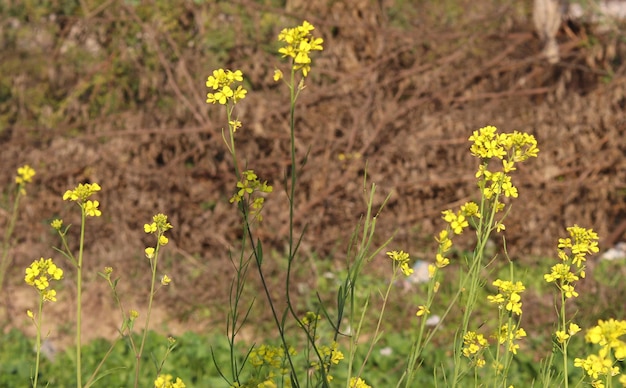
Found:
<box><xmin>0</xmin><ymin>330</ymin><xmax>233</xmax><ymax>386</ymax></box>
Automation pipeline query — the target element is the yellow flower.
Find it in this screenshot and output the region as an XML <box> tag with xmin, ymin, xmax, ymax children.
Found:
<box><xmin>206</xmin><ymin>69</ymin><xmax>247</xmax><ymax>105</ymax></box>
<box><xmin>16</xmin><ymin>165</ymin><xmax>36</xmax><ymax>185</ymax></box>
<box><xmin>273</xmin><ymin>69</ymin><xmax>283</xmax><ymax>81</ymax></box>
<box><xmin>416</xmin><ymin>305</ymin><xmax>430</xmax><ymax>316</ymax></box>
<box><xmin>84</xmin><ymin>200</ymin><xmax>102</xmax><ymax>217</ymax></box>
<box><xmin>154</xmin><ymin>374</ymin><xmax>186</xmax><ymax>388</ymax></box>
<box><xmin>145</xmin><ymin>247</ymin><xmax>155</xmax><ymax>259</ymax></box>
<box><xmin>159</xmin><ymin>235</ymin><xmax>169</xmax><ymax>246</ymax></box>
<box><xmin>161</xmin><ymin>274</ymin><xmax>171</xmax><ymax>286</ymax></box>
<box><xmin>349</xmin><ymin>377</ymin><xmax>372</xmax><ymax>388</ymax></box>
<box><xmin>277</xmin><ymin>21</ymin><xmax>323</xmax><ymax>77</ymax></box>
<box><xmin>63</xmin><ymin>183</ymin><xmax>101</xmax><ymax>202</ymax></box>
<box><xmin>562</xmin><ymin>284</ymin><xmax>579</xmax><ymax>298</ymax></box>
<box><xmin>51</xmin><ymin>219</ymin><xmax>63</xmax><ymax>230</ymax></box>
<box><xmin>24</xmin><ymin>258</ymin><xmax>63</xmax><ymax>302</ymax></box>
<box><xmin>555</xmin><ymin>330</ymin><xmax>570</xmax><ymax>344</ymax></box>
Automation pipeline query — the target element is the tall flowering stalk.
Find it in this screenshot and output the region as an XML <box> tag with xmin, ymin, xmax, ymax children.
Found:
<box><xmin>0</xmin><ymin>165</ymin><xmax>36</xmax><ymax>297</ymax></box>
<box><xmin>25</xmin><ymin>257</ymin><xmax>63</xmax><ymax>387</ymax></box>
<box><xmin>54</xmin><ymin>182</ymin><xmax>102</xmax><ymax>387</ymax></box>
<box><xmin>545</xmin><ymin>225</ymin><xmax>598</xmax><ymax>387</ymax></box>
<box><xmin>135</xmin><ymin>214</ymin><xmax>174</xmax><ymax>387</ymax></box>
<box><xmin>400</xmin><ymin>126</ymin><xmax>538</xmax><ymax>387</ymax></box>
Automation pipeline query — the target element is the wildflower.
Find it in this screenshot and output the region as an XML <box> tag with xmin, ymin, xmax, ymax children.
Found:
<box><xmin>460</xmin><ymin>202</ymin><xmax>480</xmax><ymax>218</ymax></box>
<box><xmin>556</xmin><ymin>330</ymin><xmax>570</xmax><ymax>344</ymax></box>
<box><xmin>229</xmin><ymin>120</ymin><xmax>242</xmax><ymax>132</ymax></box>
<box><xmin>349</xmin><ymin>377</ymin><xmax>372</xmax><ymax>388</ymax></box>
<box><xmin>586</xmin><ymin>319</ymin><xmax>626</xmax><ymax>359</ymax></box>
<box><xmin>16</xmin><ymin>165</ymin><xmax>36</xmax><ymax>194</ymax></box>
<box><xmin>469</xmin><ymin>126</ymin><xmax>507</xmax><ymax>159</ymax></box>
<box><xmin>277</xmin><ymin>21</ymin><xmax>324</xmax><ymax>77</ymax></box>
<box><xmin>50</xmin><ymin>219</ymin><xmax>63</xmax><ymax>230</ymax></box>
<box><xmin>206</xmin><ymin>69</ymin><xmax>247</xmax><ymax>105</ymax></box>
<box><xmin>24</xmin><ymin>258</ymin><xmax>63</xmax><ymax>301</ymax></box>
<box><xmin>416</xmin><ymin>305</ymin><xmax>430</xmax><ymax>316</ymax></box>
<box><xmin>273</xmin><ymin>69</ymin><xmax>283</xmax><ymax>81</ymax></box>
<box><xmin>387</xmin><ymin>250</ymin><xmax>413</xmax><ymax>276</ymax></box>
<box><xmin>489</xmin><ymin>279</ymin><xmax>525</xmax><ymax>316</ymax></box>
<box><xmin>161</xmin><ymin>274</ymin><xmax>171</xmax><ymax>286</ymax></box>
<box><xmin>442</xmin><ymin>210</ymin><xmax>469</xmax><ymax>235</ymax></box>
<box><xmin>83</xmin><ymin>200</ymin><xmax>101</xmax><ymax>217</ymax></box>
<box><xmin>300</xmin><ymin>311</ymin><xmax>321</xmax><ymax>326</ymax></box>
<box><xmin>558</xmin><ymin>225</ymin><xmax>599</xmax><ymax>267</ymax></box>
<box><xmin>145</xmin><ymin>247</ymin><xmax>155</xmax><ymax>259</ymax></box>
<box><xmin>462</xmin><ymin>331</ymin><xmax>489</xmax><ymax>357</ymax></box>
<box><xmin>63</xmin><ymin>183</ymin><xmax>101</xmax><ymax>202</ymax></box>
<box><xmin>574</xmin><ymin>354</ymin><xmax>618</xmax><ymax>380</ymax></box>
<box><xmin>435</xmin><ymin>253</ymin><xmax>449</xmax><ymax>268</ymax></box>
<box><xmin>497</xmin><ymin>323</ymin><xmax>527</xmax><ymax>354</ymax></box>
<box><xmin>144</xmin><ymin>214</ymin><xmax>173</xmax><ymax>235</ymax></box>
<box><xmin>154</xmin><ymin>374</ymin><xmax>186</xmax><ymax>388</ymax></box>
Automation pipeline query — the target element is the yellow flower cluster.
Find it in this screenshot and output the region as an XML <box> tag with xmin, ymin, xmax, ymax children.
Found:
<box><xmin>144</xmin><ymin>213</ymin><xmax>173</xmax><ymax>259</ymax></box>
<box><xmin>426</xmin><ymin>203</ymin><xmax>477</xmax><ymax>286</ymax></box>
<box><xmin>386</xmin><ymin>250</ymin><xmax>413</xmax><ymax>277</ymax></box>
<box><xmin>243</xmin><ymin>344</ymin><xmax>295</xmax><ymax>387</ymax></box>
<box><xmin>310</xmin><ymin>341</ymin><xmax>344</xmax><ymax>382</ymax></box>
<box><xmin>462</xmin><ymin>331</ymin><xmax>489</xmax><ymax>367</ymax></box>
<box><xmin>555</xmin><ymin>323</ymin><xmax>581</xmax><ymax>344</ymax></box>
<box><xmin>469</xmin><ymin>126</ymin><xmax>538</xmax><ymax>204</ymax></box>
<box><xmin>545</xmin><ymin>225</ymin><xmax>598</xmax><ymax>299</ymax></box>
<box><xmin>277</xmin><ymin>21</ymin><xmax>324</xmax><ymax>77</ymax></box>
<box><xmin>15</xmin><ymin>165</ymin><xmax>36</xmax><ymax>193</ymax></box>
<box><xmin>206</xmin><ymin>69</ymin><xmax>247</xmax><ymax>105</ymax></box>
<box><xmin>63</xmin><ymin>183</ymin><xmax>102</xmax><ymax>217</ymax></box>
<box><xmin>574</xmin><ymin>319</ymin><xmax>626</xmax><ymax>385</ymax></box>
<box><xmin>24</xmin><ymin>258</ymin><xmax>63</xmax><ymax>302</ymax></box>
<box><xmin>496</xmin><ymin>323</ymin><xmax>527</xmax><ymax>355</ymax></box>
<box><xmin>487</xmin><ymin>279</ymin><xmax>525</xmax><ymax>316</ymax></box>
<box><xmin>154</xmin><ymin>374</ymin><xmax>185</xmax><ymax>388</ymax></box>
<box><xmin>229</xmin><ymin>169</ymin><xmax>273</xmax><ymax>221</ymax></box>
<box><xmin>349</xmin><ymin>377</ymin><xmax>372</xmax><ymax>388</ymax></box>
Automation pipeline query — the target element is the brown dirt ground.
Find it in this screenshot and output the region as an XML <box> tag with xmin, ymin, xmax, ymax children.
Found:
<box><xmin>1</xmin><ymin>1</ymin><xmax>625</xmax><ymax>350</ymax></box>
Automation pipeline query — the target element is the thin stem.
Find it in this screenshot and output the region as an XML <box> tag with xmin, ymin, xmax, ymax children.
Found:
<box><xmin>134</xmin><ymin>240</ymin><xmax>161</xmax><ymax>387</ymax></box>
<box><xmin>76</xmin><ymin>208</ymin><xmax>87</xmax><ymax>388</ymax></box>
<box><xmin>32</xmin><ymin>296</ymin><xmax>43</xmax><ymax>387</ymax></box>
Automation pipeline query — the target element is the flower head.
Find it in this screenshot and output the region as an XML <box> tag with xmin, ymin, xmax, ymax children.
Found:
<box><xmin>15</xmin><ymin>165</ymin><xmax>36</xmax><ymax>193</ymax></box>
<box><xmin>63</xmin><ymin>183</ymin><xmax>101</xmax><ymax>202</ymax></box>
<box><xmin>277</xmin><ymin>21</ymin><xmax>324</xmax><ymax>77</ymax></box>
<box><xmin>24</xmin><ymin>258</ymin><xmax>63</xmax><ymax>302</ymax></box>
<box><xmin>206</xmin><ymin>69</ymin><xmax>247</xmax><ymax>105</ymax></box>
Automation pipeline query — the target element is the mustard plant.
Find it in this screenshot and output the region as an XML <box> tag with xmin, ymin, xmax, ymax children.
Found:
<box><xmin>574</xmin><ymin>318</ymin><xmax>626</xmax><ymax>387</ymax></box>
<box><xmin>134</xmin><ymin>213</ymin><xmax>175</xmax><ymax>386</ymax></box>
<box><xmin>0</xmin><ymin>165</ymin><xmax>36</xmax><ymax>299</ymax></box>
<box><xmin>545</xmin><ymin>225</ymin><xmax>598</xmax><ymax>387</ymax></box>
<box><xmin>53</xmin><ymin>182</ymin><xmax>102</xmax><ymax>387</ymax></box>
<box><xmin>399</xmin><ymin>126</ymin><xmax>539</xmax><ymax>387</ymax></box>
<box><xmin>207</xmin><ymin>21</ymin><xmax>384</xmax><ymax>388</ymax></box>
<box><xmin>25</xmin><ymin>257</ymin><xmax>63</xmax><ymax>387</ymax></box>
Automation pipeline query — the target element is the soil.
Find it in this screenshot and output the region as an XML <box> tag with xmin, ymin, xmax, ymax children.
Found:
<box><xmin>0</xmin><ymin>1</ymin><xmax>625</xmax><ymax>353</ymax></box>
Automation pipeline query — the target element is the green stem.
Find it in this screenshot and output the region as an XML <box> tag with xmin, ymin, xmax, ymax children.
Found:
<box><xmin>560</xmin><ymin>290</ymin><xmax>568</xmax><ymax>388</ymax></box>
<box><xmin>76</xmin><ymin>208</ymin><xmax>87</xmax><ymax>388</ymax></box>
<box><xmin>32</xmin><ymin>296</ymin><xmax>43</xmax><ymax>387</ymax></box>
<box><xmin>134</xmin><ymin>238</ymin><xmax>161</xmax><ymax>387</ymax></box>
